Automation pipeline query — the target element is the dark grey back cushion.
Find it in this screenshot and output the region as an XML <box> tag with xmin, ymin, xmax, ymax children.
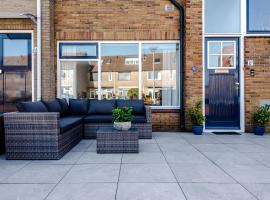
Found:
<box><xmin>117</xmin><ymin>100</ymin><xmax>145</xmax><ymax>114</ymax></box>
<box><xmin>88</xmin><ymin>100</ymin><xmax>116</xmax><ymax>115</ymax></box>
<box><xmin>43</xmin><ymin>100</ymin><xmax>62</xmax><ymax>113</ymax></box>
<box><xmin>69</xmin><ymin>99</ymin><xmax>89</xmax><ymax>115</ymax></box>
<box><xmin>57</xmin><ymin>98</ymin><xmax>69</xmax><ymax>115</ymax></box>
<box><xmin>16</xmin><ymin>101</ymin><xmax>48</xmax><ymax>112</ymax></box>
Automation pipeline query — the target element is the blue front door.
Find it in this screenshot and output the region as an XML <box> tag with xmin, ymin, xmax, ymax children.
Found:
<box><xmin>205</xmin><ymin>38</ymin><xmax>240</xmax><ymax>129</ymax></box>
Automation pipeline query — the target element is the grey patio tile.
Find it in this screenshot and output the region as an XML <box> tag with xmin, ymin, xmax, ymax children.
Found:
<box><xmin>170</xmin><ymin>163</ymin><xmax>235</xmax><ymax>183</ymax></box>
<box><xmin>219</xmin><ymin>164</ymin><xmax>270</xmax><ymax>183</ymax></box>
<box><xmin>203</xmin><ymin>152</ymin><xmax>260</xmax><ymax>165</ymax></box>
<box><xmin>71</xmin><ymin>140</ymin><xmax>92</xmax><ymax>152</ymax></box>
<box><xmin>244</xmin><ymin>184</ymin><xmax>270</xmax><ymax>200</ymax></box>
<box><xmin>139</xmin><ymin>139</ymin><xmax>156</xmax><ymax>144</ymax></box>
<box><xmin>215</xmin><ymin>135</ymin><xmax>253</xmax><ymax>144</ymax></box>
<box><xmin>5</xmin><ymin>164</ymin><xmax>72</xmax><ymax>184</ymax></box>
<box><xmin>245</xmin><ymin>153</ymin><xmax>270</xmax><ymax>167</ymax></box>
<box><xmin>225</xmin><ymin>143</ymin><xmax>270</xmax><ymax>153</ymax></box>
<box><xmin>46</xmin><ymin>183</ymin><xmax>116</xmax><ymax>200</ymax></box>
<box><xmin>32</xmin><ymin>152</ymin><xmax>83</xmax><ymax>165</ymax></box>
<box><xmin>155</xmin><ymin>136</ymin><xmax>189</xmax><ymax>144</ymax></box>
<box><xmin>158</xmin><ymin>142</ymin><xmax>197</xmax><ymax>152</ymax></box>
<box><xmin>182</xmin><ymin>135</ymin><xmax>221</xmax><ymax>144</ymax></box>
<box><xmin>122</xmin><ymin>152</ymin><xmax>166</xmax><ymax>164</ymax></box>
<box><xmin>0</xmin><ymin>161</ymin><xmax>30</xmax><ymax>182</ymax></box>
<box><xmin>192</xmin><ymin>143</ymin><xmax>235</xmax><ymax>152</ymax></box>
<box><xmin>139</xmin><ymin>143</ymin><xmax>161</xmax><ymax>152</ymax></box>
<box><xmin>86</xmin><ymin>141</ymin><xmax>97</xmax><ymax>152</ymax></box>
<box><xmin>0</xmin><ymin>184</ymin><xmax>55</xmax><ymax>200</ymax></box>
<box><xmin>116</xmin><ymin>183</ymin><xmax>186</xmax><ymax>200</ymax></box>
<box><xmin>77</xmin><ymin>152</ymin><xmax>122</xmax><ymax>164</ymax></box>
<box><xmin>164</xmin><ymin>151</ymin><xmax>212</xmax><ymax>164</ymax></box>
<box><xmin>119</xmin><ymin>164</ymin><xmax>176</xmax><ymax>183</ymax></box>
<box><xmin>180</xmin><ymin>183</ymin><xmax>257</xmax><ymax>200</ymax></box>
<box><xmin>61</xmin><ymin>164</ymin><xmax>120</xmax><ymax>183</ymax></box>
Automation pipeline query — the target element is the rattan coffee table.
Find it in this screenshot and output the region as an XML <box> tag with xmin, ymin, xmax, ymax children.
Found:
<box><xmin>96</xmin><ymin>127</ymin><xmax>139</xmax><ymax>153</ymax></box>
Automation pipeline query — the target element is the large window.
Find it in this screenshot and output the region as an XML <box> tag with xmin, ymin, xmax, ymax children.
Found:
<box><xmin>142</xmin><ymin>44</ymin><xmax>180</xmax><ymax>106</ymax></box>
<box><xmin>247</xmin><ymin>0</ymin><xmax>270</xmax><ymax>33</ymax></box>
<box><xmin>101</xmin><ymin>43</ymin><xmax>139</xmax><ymax>100</ymax></box>
<box><xmin>59</xmin><ymin>42</ymin><xmax>180</xmax><ymax>108</ymax></box>
<box><xmin>205</xmin><ymin>0</ymin><xmax>241</xmax><ymax>34</ymax></box>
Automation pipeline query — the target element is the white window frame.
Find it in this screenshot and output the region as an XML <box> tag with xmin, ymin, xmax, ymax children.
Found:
<box><xmin>147</xmin><ymin>70</ymin><xmax>162</xmax><ymax>80</ymax></box>
<box><xmin>108</xmin><ymin>72</ymin><xmax>113</xmax><ymax>81</ymax></box>
<box><xmin>207</xmin><ymin>40</ymin><xmax>237</xmax><ymax>69</ymax></box>
<box><xmin>57</xmin><ymin>40</ymin><xmax>180</xmax><ymax>109</ymax></box>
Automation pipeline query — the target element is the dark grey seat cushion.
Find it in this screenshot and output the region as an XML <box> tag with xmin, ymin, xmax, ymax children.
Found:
<box><xmin>16</xmin><ymin>101</ymin><xmax>48</xmax><ymax>112</ymax></box>
<box><xmin>88</xmin><ymin>100</ymin><xmax>116</xmax><ymax>115</ymax></box>
<box><xmin>117</xmin><ymin>100</ymin><xmax>145</xmax><ymax>114</ymax></box>
<box><xmin>69</xmin><ymin>99</ymin><xmax>89</xmax><ymax>115</ymax></box>
<box><xmin>132</xmin><ymin>115</ymin><xmax>147</xmax><ymax>123</ymax></box>
<box><xmin>57</xmin><ymin>98</ymin><xmax>69</xmax><ymax>115</ymax></box>
<box><xmin>84</xmin><ymin>115</ymin><xmax>113</xmax><ymax>123</ymax></box>
<box><xmin>43</xmin><ymin>100</ymin><xmax>62</xmax><ymax>113</ymax></box>
<box><xmin>59</xmin><ymin>116</ymin><xmax>83</xmax><ymax>134</ymax></box>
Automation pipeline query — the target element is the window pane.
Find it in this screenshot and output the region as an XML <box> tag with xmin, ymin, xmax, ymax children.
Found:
<box><xmin>209</xmin><ymin>42</ymin><xmax>221</xmax><ymax>54</ymax></box>
<box><xmin>60</xmin><ymin>61</ymin><xmax>98</xmax><ymax>99</ymax></box>
<box><xmin>248</xmin><ymin>0</ymin><xmax>270</xmax><ymax>32</ymax></box>
<box><xmin>223</xmin><ymin>55</ymin><xmax>235</xmax><ymax>67</ymax></box>
<box><xmin>142</xmin><ymin>43</ymin><xmax>180</xmax><ymax>106</ymax></box>
<box><xmin>209</xmin><ymin>55</ymin><xmax>221</xmax><ymax>68</ymax></box>
<box><xmin>3</xmin><ymin>39</ymin><xmax>28</xmax><ymax>66</ymax></box>
<box><xmin>101</xmin><ymin>43</ymin><xmax>139</xmax><ymax>100</ymax></box>
<box><xmin>60</xmin><ymin>43</ymin><xmax>98</xmax><ymax>58</ymax></box>
<box><xmin>222</xmin><ymin>42</ymin><xmax>235</xmax><ymax>54</ymax></box>
<box><xmin>205</xmin><ymin>0</ymin><xmax>241</xmax><ymax>33</ymax></box>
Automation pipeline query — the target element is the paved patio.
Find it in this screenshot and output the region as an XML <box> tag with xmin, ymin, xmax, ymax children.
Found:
<box><xmin>1</xmin><ymin>132</ymin><xmax>270</xmax><ymax>200</ymax></box>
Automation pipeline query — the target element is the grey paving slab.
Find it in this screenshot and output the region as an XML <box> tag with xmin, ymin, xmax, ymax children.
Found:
<box><xmin>155</xmin><ymin>136</ymin><xmax>189</xmax><ymax>144</ymax></box>
<box><xmin>0</xmin><ymin>184</ymin><xmax>55</xmax><ymax>200</ymax></box>
<box><xmin>203</xmin><ymin>152</ymin><xmax>260</xmax><ymax>165</ymax></box>
<box><xmin>182</xmin><ymin>135</ymin><xmax>221</xmax><ymax>144</ymax></box>
<box><xmin>116</xmin><ymin>183</ymin><xmax>186</xmax><ymax>200</ymax></box>
<box><xmin>244</xmin><ymin>183</ymin><xmax>270</xmax><ymax>200</ymax></box>
<box><xmin>77</xmin><ymin>152</ymin><xmax>122</xmax><ymax>164</ymax></box>
<box><xmin>170</xmin><ymin>163</ymin><xmax>235</xmax><ymax>183</ymax></box>
<box><xmin>225</xmin><ymin>143</ymin><xmax>270</xmax><ymax>153</ymax></box>
<box><xmin>158</xmin><ymin>142</ymin><xmax>198</xmax><ymax>152</ymax></box>
<box><xmin>215</xmin><ymin>135</ymin><xmax>254</xmax><ymax>144</ymax></box>
<box><xmin>122</xmin><ymin>152</ymin><xmax>166</xmax><ymax>164</ymax></box>
<box><xmin>71</xmin><ymin>140</ymin><xmax>93</xmax><ymax>152</ymax></box>
<box><xmin>139</xmin><ymin>143</ymin><xmax>161</xmax><ymax>152</ymax></box>
<box><xmin>0</xmin><ymin>160</ymin><xmax>30</xmax><ymax>182</ymax></box>
<box><xmin>119</xmin><ymin>164</ymin><xmax>176</xmax><ymax>183</ymax></box>
<box><xmin>5</xmin><ymin>164</ymin><xmax>72</xmax><ymax>184</ymax></box>
<box><xmin>192</xmin><ymin>143</ymin><xmax>236</xmax><ymax>152</ymax></box>
<box><xmin>61</xmin><ymin>164</ymin><xmax>120</xmax><ymax>183</ymax></box>
<box><xmin>46</xmin><ymin>183</ymin><xmax>116</xmax><ymax>200</ymax></box>
<box><xmin>219</xmin><ymin>164</ymin><xmax>270</xmax><ymax>183</ymax></box>
<box><xmin>164</xmin><ymin>151</ymin><xmax>212</xmax><ymax>164</ymax></box>
<box><xmin>180</xmin><ymin>183</ymin><xmax>257</xmax><ymax>200</ymax></box>
<box><xmin>245</xmin><ymin>153</ymin><xmax>270</xmax><ymax>167</ymax></box>
<box><xmin>32</xmin><ymin>152</ymin><xmax>83</xmax><ymax>165</ymax></box>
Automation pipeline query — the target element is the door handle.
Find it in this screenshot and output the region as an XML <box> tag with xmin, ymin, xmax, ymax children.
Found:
<box><xmin>235</xmin><ymin>82</ymin><xmax>240</xmax><ymax>86</ymax></box>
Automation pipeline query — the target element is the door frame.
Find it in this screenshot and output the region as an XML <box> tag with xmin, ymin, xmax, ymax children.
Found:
<box><xmin>0</xmin><ymin>30</ymin><xmax>34</xmax><ymax>102</ymax></box>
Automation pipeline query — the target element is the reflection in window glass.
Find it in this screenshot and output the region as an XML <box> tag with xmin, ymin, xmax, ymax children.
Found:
<box><xmin>205</xmin><ymin>0</ymin><xmax>241</xmax><ymax>34</ymax></box>
<box><xmin>60</xmin><ymin>61</ymin><xmax>98</xmax><ymax>99</ymax></box>
<box><xmin>101</xmin><ymin>44</ymin><xmax>139</xmax><ymax>100</ymax></box>
<box><xmin>3</xmin><ymin>39</ymin><xmax>28</xmax><ymax>66</ymax></box>
<box><xmin>60</xmin><ymin>43</ymin><xmax>97</xmax><ymax>58</ymax></box>
<box><xmin>248</xmin><ymin>0</ymin><xmax>270</xmax><ymax>33</ymax></box>
<box><xmin>141</xmin><ymin>43</ymin><xmax>180</xmax><ymax>106</ymax></box>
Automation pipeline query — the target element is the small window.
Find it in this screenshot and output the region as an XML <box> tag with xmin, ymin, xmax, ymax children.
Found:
<box><xmin>118</xmin><ymin>72</ymin><xmax>131</xmax><ymax>81</ymax></box>
<box><xmin>207</xmin><ymin>41</ymin><xmax>236</xmax><ymax>69</ymax></box>
<box><xmin>125</xmin><ymin>58</ymin><xmax>139</xmax><ymax>65</ymax></box>
<box><xmin>90</xmin><ymin>72</ymin><xmax>98</xmax><ymax>81</ymax></box>
<box><xmin>247</xmin><ymin>0</ymin><xmax>270</xmax><ymax>33</ymax></box>
<box><xmin>108</xmin><ymin>72</ymin><xmax>113</xmax><ymax>81</ymax></box>
<box><xmin>147</xmin><ymin>71</ymin><xmax>161</xmax><ymax>80</ymax></box>
<box><xmin>60</xmin><ymin>43</ymin><xmax>98</xmax><ymax>59</ymax></box>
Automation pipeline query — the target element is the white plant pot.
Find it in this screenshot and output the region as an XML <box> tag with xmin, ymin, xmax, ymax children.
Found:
<box><xmin>114</xmin><ymin>122</ymin><xmax>131</xmax><ymax>131</ymax></box>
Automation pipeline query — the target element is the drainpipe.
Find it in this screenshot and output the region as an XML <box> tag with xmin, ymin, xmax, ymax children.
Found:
<box><xmin>36</xmin><ymin>0</ymin><xmax>42</xmax><ymax>101</ymax></box>
<box><xmin>169</xmin><ymin>0</ymin><xmax>185</xmax><ymax>131</ymax></box>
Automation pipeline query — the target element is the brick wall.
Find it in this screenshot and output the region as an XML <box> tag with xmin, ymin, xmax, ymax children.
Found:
<box><xmin>152</xmin><ymin>110</ymin><xmax>180</xmax><ymax>131</ymax></box>
<box><xmin>244</xmin><ymin>37</ymin><xmax>270</xmax><ymax>132</ymax></box>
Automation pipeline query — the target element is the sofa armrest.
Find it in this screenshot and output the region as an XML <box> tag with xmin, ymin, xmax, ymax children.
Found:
<box><xmin>4</xmin><ymin>112</ymin><xmax>60</xmax><ymax>135</ymax></box>
<box><xmin>145</xmin><ymin>106</ymin><xmax>152</xmax><ymax>123</ymax></box>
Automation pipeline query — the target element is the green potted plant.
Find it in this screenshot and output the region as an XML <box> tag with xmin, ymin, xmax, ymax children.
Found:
<box><xmin>188</xmin><ymin>100</ymin><xmax>205</xmax><ymax>135</ymax></box>
<box><xmin>112</xmin><ymin>106</ymin><xmax>134</xmax><ymax>131</ymax></box>
<box><xmin>253</xmin><ymin>104</ymin><xmax>270</xmax><ymax>136</ymax></box>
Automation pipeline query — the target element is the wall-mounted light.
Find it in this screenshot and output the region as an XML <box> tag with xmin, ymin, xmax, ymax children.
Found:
<box><xmin>20</xmin><ymin>13</ymin><xmax>37</xmax><ymax>24</ymax></box>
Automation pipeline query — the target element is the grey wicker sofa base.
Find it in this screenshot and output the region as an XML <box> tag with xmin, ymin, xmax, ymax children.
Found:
<box><xmin>4</xmin><ymin>113</ymin><xmax>83</xmax><ymax>160</ymax></box>
<box><xmin>97</xmin><ymin>128</ymin><xmax>139</xmax><ymax>153</ymax></box>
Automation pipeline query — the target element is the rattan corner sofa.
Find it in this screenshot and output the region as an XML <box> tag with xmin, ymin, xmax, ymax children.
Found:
<box><xmin>4</xmin><ymin>99</ymin><xmax>152</xmax><ymax>160</ymax></box>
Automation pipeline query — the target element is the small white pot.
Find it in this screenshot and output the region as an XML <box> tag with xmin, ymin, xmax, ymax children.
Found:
<box><xmin>114</xmin><ymin>122</ymin><xmax>131</xmax><ymax>131</ymax></box>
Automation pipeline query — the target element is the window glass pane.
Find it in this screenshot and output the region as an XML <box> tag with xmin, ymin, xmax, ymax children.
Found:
<box><xmin>205</xmin><ymin>0</ymin><xmax>241</xmax><ymax>33</ymax></box>
<box><xmin>3</xmin><ymin>39</ymin><xmax>28</xmax><ymax>66</ymax></box>
<box><xmin>141</xmin><ymin>43</ymin><xmax>180</xmax><ymax>106</ymax></box>
<box><xmin>60</xmin><ymin>43</ymin><xmax>97</xmax><ymax>58</ymax></box>
<box><xmin>209</xmin><ymin>42</ymin><xmax>221</xmax><ymax>54</ymax></box>
<box><xmin>223</xmin><ymin>55</ymin><xmax>235</xmax><ymax>67</ymax></box>
<box><xmin>222</xmin><ymin>42</ymin><xmax>235</xmax><ymax>54</ymax></box>
<box><xmin>101</xmin><ymin>43</ymin><xmax>139</xmax><ymax>100</ymax></box>
<box><xmin>248</xmin><ymin>0</ymin><xmax>270</xmax><ymax>32</ymax></box>
<box><xmin>209</xmin><ymin>55</ymin><xmax>221</xmax><ymax>68</ymax></box>
<box><xmin>60</xmin><ymin>61</ymin><xmax>98</xmax><ymax>99</ymax></box>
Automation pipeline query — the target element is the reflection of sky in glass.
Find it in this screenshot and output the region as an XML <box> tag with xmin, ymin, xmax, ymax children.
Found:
<box><xmin>249</xmin><ymin>0</ymin><xmax>270</xmax><ymax>31</ymax></box>
<box><xmin>209</xmin><ymin>42</ymin><xmax>221</xmax><ymax>54</ymax></box>
<box><xmin>3</xmin><ymin>39</ymin><xmax>28</xmax><ymax>56</ymax></box>
<box><xmin>101</xmin><ymin>44</ymin><xmax>138</xmax><ymax>56</ymax></box>
<box><xmin>142</xmin><ymin>44</ymin><xmax>178</xmax><ymax>54</ymax></box>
